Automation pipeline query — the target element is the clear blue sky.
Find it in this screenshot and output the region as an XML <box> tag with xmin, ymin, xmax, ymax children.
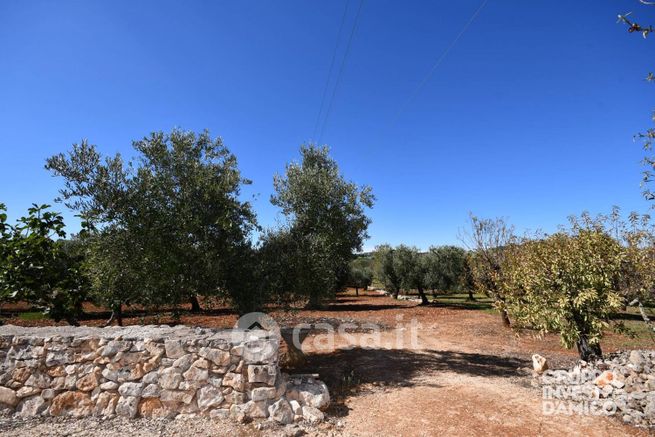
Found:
<box><xmin>1</xmin><ymin>0</ymin><xmax>653</xmax><ymax>251</ymax></box>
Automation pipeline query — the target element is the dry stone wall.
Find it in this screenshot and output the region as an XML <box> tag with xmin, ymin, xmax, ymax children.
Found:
<box><xmin>0</xmin><ymin>325</ymin><xmax>329</xmax><ymax>424</ymax></box>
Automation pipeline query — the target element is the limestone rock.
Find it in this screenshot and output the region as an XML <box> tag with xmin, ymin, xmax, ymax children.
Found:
<box><xmin>286</xmin><ymin>379</ymin><xmax>330</xmax><ymax>410</ymax></box>
<box><xmin>142</xmin><ymin>371</ymin><xmax>158</xmax><ymax>384</ymax></box>
<box><xmin>16</xmin><ymin>396</ymin><xmax>47</xmax><ymax>417</ymax></box>
<box><xmin>209</xmin><ymin>408</ymin><xmax>230</xmax><ymax>420</ymax></box>
<box><xmin>173</xmin><ymin>354</ymin><xmax>195</xmax><ymax>371</ymax></box>
<box><xmin>192</xmin><ymin>358</ymin><xmax>210</xmax><ymax>369</ymax></box>
<box><xmin>94</xmin><ymin>392</ymin><xmax>118</xmax><ymax>416</ymax></box>
<box><xmin>50</xmin><ymin>391</ymin><xmax>94</xmax><ymax>417</ymax></box>
<box><xmin>183</xmin><ymin>366</ymin><xmax>208</xmax><ymax>382</ymax></box>
<box><xmin>159</xmin><ymin>368</ymin><xmax>183</xmax><ymax>390</ymax></box>
<box><xmin>118</xmin><ymin>382</ymin><xmax>144</xmax><ymax>397</ymax></box>
<box><xmin>243</xmin><ymin>400</ymin><xmax>268</xmax><ymax>418</ymax></box>
<box><xmin>138</xmin><ymin>397</ymin><xmax>170</xmax><ymax>418</ymax></box>
<box><xmin>251</xmin><ymin>387</ymin><xmax>277</xmax><ymax>401</ymax></box>
<box><xmin>268</xmin><ymin>398</ymin><xmax>294</xmax><ymax>424</ymax></box>
<box><xmin>223</xmin><ymin>372</ymin><xmax>245</xmax><ymax>391</ymax></box>
<box><xmin>164</xmin><ymin>340</ymin><xmax>185</xmax><ymax>359</ymax></box>
<box><xmin>0</xmin><ymin>325</ymin><xmax>307</xmax><ymax>421</ymax></box>
<box><xmin>160</xmin><ymin>389</ymin><xmax>195</xmax><ymax>404</ymax></box>
<box><xmin>16</xmin><ymin>386</ymin><xmax>41</xmax><ymax>398</ymax></box>
<box><xmin>199</xmin><ymin>347</ymin><xmax>230</xmax><ymax>366</ymax></box>
<box><xmin>25</xmin><ymin>373</ymin><xmax>51</xmax><ymax>388</ymax></box>
<box><xmin>142</xmin><ymin>383</ymin><xmax>161</xmax><ymax>398</ymax></box>
<box><xmin>630</xmin><ymin>351</ymin><xmax>646</xmax><ymax>368</ymax></box>
<box><xmin>41</xmin><ymin>389</ymin><xmax>56</xmax><ymax>400</ymax></box>
<box><xmin>197</xmin><ymin>385</ymin><xmax>224</xmax><ymax>410</ymax></box>
<box><xmin>11</xmin><ymin>367</ymin><xmax>31</xmax><ymax>384</ymax></box>
<box><xmin>595</xmin><ymin>370</ymin><xmax>615</xmax><ymax>388</ymax></box>
<box><xmin>247</xmin><ymin>365</ymin><xmax>276</xmax><ymax>385</ymax></box>
<box><xmin>301</xmin><ymin>405</ymin><xmax>324</xmax><ymax>423</ymax></box>
<box><xmin>76</xmin><ymin>372</ymin><xmax>99</xmax><ymax>392</ymax></box>
<box><xmin>287</xmin><ymin>399</ymin><xmax>301</xmax><ymax>415</ymax></box>
<box><xmin>115</xmin><ymin>395</ymin><xmax>139</xmax><ymax>418</ymax></box>
<box><xmin>100</xmin><ymin>381</ymin><xmax>119</xmax><ymax>391</ymax></box>
<box><xmin>532</xmin><ymin>354</ymin><xmax>548</xmax><ymax>374</ymax></box>
<box><xmin>229</xmin><ymin>404</ymin><xmax>247</xmax><ymax>423</ymax></box>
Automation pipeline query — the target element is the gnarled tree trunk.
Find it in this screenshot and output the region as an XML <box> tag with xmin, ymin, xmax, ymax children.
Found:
<box><xmin>500</xmin><ymin>308</ymin><xmax>510</xmax><ymax>327</ymax></box>
<box><xmin>417</xmin><ymin>286</ymin><xmax>429</xmax><ymax>306</ymax></box>
<box><xmin>190</xmin><ymin>295</ymin><xmax>201</xmax><ymax>313</ymax></box>
<box><xmin>576</xmin><ymin>334</ymin><xmax>602</xmax><ymax>361</ymax></box>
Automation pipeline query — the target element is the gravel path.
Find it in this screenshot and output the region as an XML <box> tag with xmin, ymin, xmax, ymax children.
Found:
<box><xmin>0</xmin><ymin>412</ymin><xmax>344</xmax><ymax>437</ymax></box>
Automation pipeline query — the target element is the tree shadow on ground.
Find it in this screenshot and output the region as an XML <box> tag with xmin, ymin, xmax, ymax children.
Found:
<box><xmin>71</xmin><ymin>306</ymin><xmax>236</xmax><ymax>322</ymax></box>
<box><xmin>609</xmin><ymin>312</ymin><xmax>649</xmax><ymax>322</ymax></box>
<box><xmin>428</xmin><ymin>300</ymin><xmax>494</xmax><ymax>311</ymax></box>
<box><xmin>320</xmin><ymin>303</ymin><xmax>409</xmax><ymax>312</ymax></box>
<box><xmin>290</xmin><ymin>347</ymin><xmax>529</xmax><ymax>417</ymax></box>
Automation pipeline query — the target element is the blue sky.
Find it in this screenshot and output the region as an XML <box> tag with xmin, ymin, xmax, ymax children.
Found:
<box><xmin>1</xmin><ymin>0</ymin><xmax>654</xmax><ymax>251</ymax></box>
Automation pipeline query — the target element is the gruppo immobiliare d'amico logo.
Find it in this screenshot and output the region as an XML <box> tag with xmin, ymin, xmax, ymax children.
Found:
<box><xmin>541</xmin><ymin>368</ymin><xmax>618</xmax><ymax>416</ymax></box>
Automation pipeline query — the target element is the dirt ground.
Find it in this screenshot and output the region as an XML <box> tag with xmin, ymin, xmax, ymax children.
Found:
<box><xmin>3</xmin><ymin>291</ymin><xmax>654</xmax><ymax>436</ymax></box>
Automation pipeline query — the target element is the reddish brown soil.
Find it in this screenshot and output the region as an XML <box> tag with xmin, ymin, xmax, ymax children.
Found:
<box><xmin>2</xmin><ymin>291</ymin><xmax>653</xmax><ymax>436</ymax></box>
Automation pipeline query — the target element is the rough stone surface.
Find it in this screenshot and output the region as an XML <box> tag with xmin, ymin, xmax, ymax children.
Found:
<box><xmin>0</xmin><ymin>387</ymin><xmax>18</xmax><ymax>407</ymax></box>
<box><xmin>540</xmin><ymin>349</ymin><xmax>655</xmax><ymax>427</ymax></box>
<box><xmin>247</xmin><ymin>365</ymin><xmax>277</xmax><ymax>385</ymax></box>
<box><xmin>197</xmin><ymin>385</ymin><xmax>224</xmax><ymax>410</ymax></box>
<box><xmin>301</xmin><ymin>405</ymin><xmax>324</xmax><ymax>424</ymax></box>
<box><xmin>16</xmin><ymin>396</ymin><xmax>46</xmax><ymax>417</ymax></box>
<box><xmin>286</xmin><ymin>377</ymin><xmax>330</xmax><ymax>410</ymax></box>
<box><xmin>531</xmin><ymin>354</ymin><xmax>548</xmax><ymax>374</ymax></box>
<box><xmin>50</xmin><ymin>392</ymin><xmax>93</xmax><ymax>417</ymax></box>
<box><xmin>0</xmin><ymin>324</ymin><xmax>328</xmax><ymax>424</ymax></box>
<box><xmin>115</xmin><ymin>396</ymin><xmax>139</xmax><ymax>418</ymax></box>
<box><xmin>268</xmin><ymin>398</ymin><xmax>294</xmax><ymax>424</ymax></box>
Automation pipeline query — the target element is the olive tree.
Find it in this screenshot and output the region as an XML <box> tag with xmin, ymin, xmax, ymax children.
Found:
<box><xmin>373</xmin><ymin>244</ymin><xmax>402</xmax><ymax>298</ymax></box>
<box><xmin>46</xmin><ymin>129</ymin><xmax>259</xmax><ymax>319</ymax></box>
<box><xmin>346</xmin><ymin>256</ymin><xmax>373</xmax><ymax>296</ymax></box>
<box><xmin>270</xmin><ymin>144</ymin><xmax>374</xmax><ymax>308</ymax></box>
<box><xmin>258</xmin><ymin>227</ymin><xmax>335</xmax><ymax>307</ymax></box>
<box><xmin>393</xmin><ymin>245</ymin><xmax>430</xmax><ymax>305</ymax></box>
<box><xmin>424</xmin><ymin>245</ymin><xmax>468</xmax><ymax>295</ymax></box>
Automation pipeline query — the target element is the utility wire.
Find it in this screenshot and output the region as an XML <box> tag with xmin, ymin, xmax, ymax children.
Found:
<box><xmin>312</xmin><ymin>0</ymin><xmax>352</xmax><ymax>142</ymax></box>
<box><xmin>317</xmin><ymin>0</ymin><xmax>366</xmax><ymax>145</ymax></box>
<box><xmin>391</xmin><ymin>0</ymin><xmax>489</xmax><ymax>125</ymax></box>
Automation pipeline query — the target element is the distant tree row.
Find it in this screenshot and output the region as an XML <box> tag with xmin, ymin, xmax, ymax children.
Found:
<box><xmin>367</xmin><ymin>209</ymin><xmax>655</xmax><ymax>361</ymax></box>
<box><xmin>0</xmin><ymin>129</ymin><xmax>374</xmax><ymax>324</ymax></box>
<box><xmin>371</xmin><ymin>244</ymin><xmax>470</xmax><ymax>305</ymax></box>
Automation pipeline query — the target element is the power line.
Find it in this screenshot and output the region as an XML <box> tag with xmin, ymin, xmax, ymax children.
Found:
<box><xmin>317</xmin><ymin>0</ymin><xmax>366</xmax><ymax>145</ymax></box>
<box><xmin>312</xmin><ymin>0</ymin><xmax>352</xmax><ymax>142</ymax></box>
<box><xmin>391</xmin><ymin>0</ymin><xmax>489</xmax><ymax>125</ymax></box>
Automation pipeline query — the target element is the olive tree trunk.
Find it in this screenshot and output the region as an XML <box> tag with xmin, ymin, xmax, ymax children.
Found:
<box><xmin>190</xmin><ymin>295</ymin><xmax>201</xmax><ymax>313</ymax></box>
<box><xmin>500</xmin><ymin>308</ymin><xmax>510</xmax><ymax>327</ymax></box>
<box><xmin>417</xmin><ymin>286</ymin><xmax>429</xmax><ymax>306</ymax></box>
<box><xmin>576</xmin><ymin>335</ymin><xmax>602</xmax><ymax>361</ymax></box>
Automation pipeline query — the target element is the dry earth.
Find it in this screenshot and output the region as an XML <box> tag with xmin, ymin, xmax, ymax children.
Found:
<box><xmin>2</xmin><ymin>292</ymin><xmax>654</xmax><ymax>436</ymax></box>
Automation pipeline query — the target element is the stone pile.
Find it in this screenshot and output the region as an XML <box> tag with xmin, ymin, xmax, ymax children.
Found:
<box><xmin>0</xmin><ymin>325</ymin><xmax>329</xmax><ymax>425</ymax></box>
<box><xmin>540</xmin><ymin>349</ymin><xmax>655</xmax><ymax>427</ymax></box>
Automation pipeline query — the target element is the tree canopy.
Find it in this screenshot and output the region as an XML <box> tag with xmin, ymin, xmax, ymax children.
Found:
<box><xmin>45</xmin><ymin>129</ymin><xmax>259</xmax><ymax>316</ymax></box>
<box><xmin>269</xmin><ymin>144</ymin><xmax>374</xmax><ymax>307</ymax></box>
